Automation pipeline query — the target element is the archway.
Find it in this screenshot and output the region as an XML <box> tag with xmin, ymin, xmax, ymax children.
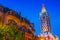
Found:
<box><xmin>5</xmin><ymin>15</ymin><xmax>21</xmax><ymax>26</ymax></box>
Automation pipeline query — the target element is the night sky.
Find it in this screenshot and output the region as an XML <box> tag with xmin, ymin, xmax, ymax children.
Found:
<box><xmin>0</xmin><ymin>0</ymin><xmax>60</xmax><ymax>38</ymax></box>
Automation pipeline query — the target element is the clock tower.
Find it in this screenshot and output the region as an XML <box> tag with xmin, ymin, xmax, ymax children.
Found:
<box><xmin>40</xmin><ymin>5</ymin><xmax>51</xmax><ymax>33</ymax></box>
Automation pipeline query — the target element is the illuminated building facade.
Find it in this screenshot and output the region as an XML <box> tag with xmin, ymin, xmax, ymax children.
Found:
<box><xmin>37</xmin><ymin>5</ymin><xmax>59</xmax><ymax>40</ymax></box>
<box><xmin>0</xmin><ymin>4</ymin><xmax>59</xmax><ymax>40</ymax></box>
<box><xmin>0</xmin><ymin>5</ymin><xmax>35</xmax><ymax>40</ymax></box>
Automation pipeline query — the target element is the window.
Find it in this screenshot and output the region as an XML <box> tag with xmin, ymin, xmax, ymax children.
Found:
<box><xmin>28</xmin><ymin>29</ymin><xmax>32</xmax><ymax>34</ymax></box>
<box><xmin>43</xmin><ymin>16</ymin><xmax>45</xmax><ymax>19</ymax></box>
<box><xmin>8</xmin><ymin>20</ymin><xmax>17</xmax><ymax>26</ymax></box>
<box><xmin>19</xmin><ymin>26</ymin><xmax>27</xmax><ymax>32</ymax></box>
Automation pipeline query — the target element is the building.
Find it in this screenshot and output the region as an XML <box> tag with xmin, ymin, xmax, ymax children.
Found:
<box><xmin>0</xmin><ymin>4</ymin><xmax>59</xmax><ymax>40</ymax></box>
<box><xmin>0</xmin><ymin>5</ymin><xmax>35</xmax><ymax>40</ymax></box>
<box><xmin>36</xmin><ymin>5</ymin><xmax>59</xmax><ymax>40</ymax></box>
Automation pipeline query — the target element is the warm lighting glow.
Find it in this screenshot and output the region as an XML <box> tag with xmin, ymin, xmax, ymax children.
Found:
<box><xmin>54</xmin><ymin>37</ymin><xmax>58</xmax><ymax>40</ymax></box>
<box><xmin>39</xmin><ymin>37</ymin><xmax>45</xmax><ymax>40</ymax></box>
<box><xmin>40</xmin><ymin>38</ymin><xmax>44</xmax><ymax>40</ymax></box>
<box><xmin>42</xmin><ymin>4</ymin><xmax>46</xmax><ymax>12</ymax></box>
<box><xmin>42</xmin><ymin>27</ymin><xmax>48</xmax><ymax>32</ymax></box>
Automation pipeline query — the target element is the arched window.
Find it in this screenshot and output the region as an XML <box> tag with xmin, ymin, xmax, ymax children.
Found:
<box><xmin>8</xmin><ymin>20</ymin><xmax>17</xmax><ymax>26</ymax></box>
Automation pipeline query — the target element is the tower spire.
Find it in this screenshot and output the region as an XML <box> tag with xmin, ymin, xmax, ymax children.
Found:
<box><xmin>42</xmin><ymin>4</ymin><xmax>46</xmax><ymax>12</ymax></box>
<box><xmin>40</xmin><ymin>4</ymin><xmax>51</xmax><ymax>33</ymax></box>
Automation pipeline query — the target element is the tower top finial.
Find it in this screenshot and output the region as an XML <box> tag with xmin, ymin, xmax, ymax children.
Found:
<box><xmin>42</xmin><ymin>4</ymin><xmax>46</xmax><ymax>12</ymax></box>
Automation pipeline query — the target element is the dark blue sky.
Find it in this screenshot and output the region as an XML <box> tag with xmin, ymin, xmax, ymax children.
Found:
<box><xmin>0</xmin><ymin>0</ymin><xmax>60</xmax><ymax>38</ymax></box>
